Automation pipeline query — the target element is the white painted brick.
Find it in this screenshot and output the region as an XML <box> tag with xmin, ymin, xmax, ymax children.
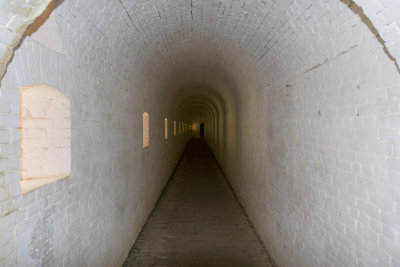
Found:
<box><xmin>372</xmin><ymin>194</ymin><xmax>396</xmax><ymax>212</ymax></box>
<box><xmin>0</xmin><ymin>144</ymin><xmax>18</xmax><ymax>157</ymax></box>
<box><xmin>0</xmin><ymin>229</ymin><xmax>13</xmax><ymax>247</ymax></box>
<box><xmin>379</xmin><ymin>129</ymin><xmax>400</xmax><ymax>142</ymax></box>
<box><xmin>0</xmin><ymin>89</ymin><xmax>18</xmax><ymax>102</ymax></box>
<box><xmin>370</xmin><ymin>217</ymin><xmax>384</xmax><ymax>233</ymax></box>
<box><xmin>382</xmin><ymin>224</ymin><xmax>398</xmax><ymax>242</ymax></box>
<box><xmin>0</xmin><ymin>26</ymin><xmax>20</xmax><ymax>47</ymax></box>
<box><xmin>0</xmin><ymin>159</ymin><xmax>8</xmax><ymax>171</ymax></box>
<box><xmin>380</xmin><ymin>25</ymin><xmax>400</xmax><ymax>43</ymax></box>
<box><xmin>15</xmin><ymin>215</ymin><xmax>39</xmax><ymax>237</ymax></box>
<box><xmin>388</xmin><ymin>41</ymin><xmax>400</xmax><ymax>58</ymax></box>
<box><xmin>0</xmin><ymin>240</ymin><xmax>14</xmax><ymax>261</ymax></box>
<box><xmin>363</xmin><ymin>0</ymin><xmax>385</xmax><ymax>15</ymax></box>
<box><xmin>7</xmin><ymin>182</ymin><xmax>19</xmax><ymax>197</ymax></box>
<box><xmin>0</xmin><ymin>129</ymin><xmax>10</xmax><ymax>144</ymax></box>
<box><xmin>0</xmin><ymin>212</ymin><xmax>17</xmax><ymax>230</ymax></box>
<box><xmin>379</xmin><ymin>235</ymin><xmax>400</xmax><ymax>258</ymax></box>
<box><xmin>364</xmin><ymin>241</ymin><xmax>391</xmax><ymax>265</ymax></box>
<box><xmin>0</xmin><ymin>101</ymin><xmax>10</xmax><ymax>114</ymax></box>
<box><xmin>0</xmin><ymin>187</ymin><xmax>7</xmax><ymax>202</ymax></box>
<box><xmin>25</xmin><ymin>202</ymin><xmax>41</xmax><ymax>218</ymax></box>
<box><xmin>0</xmin><ymin>173</ymin><xmax>4</xmax><ymax>187</ymax></box>
<box><xmin>0</xmin><ymin>114</ymin><xmax>18</xmax><ymax>128</ymax></box>
<box><xmin>0</xmin><ymin>0</ymin><xmax>400</xmax><ymax>266</ymax></box>
<box><xmin>3</xmin><ymin>253</ymin><xmax>17</xmax><ymax>267</ymax></box>
<box><xmin>392</xmin><ymin>257</ymin><xmax>400</xmax><ymax>267</ymax></box>
<box><xmin>388</xmin><ymin>158</ymin><xmax>400</xmax><ymax>172</ymax></box>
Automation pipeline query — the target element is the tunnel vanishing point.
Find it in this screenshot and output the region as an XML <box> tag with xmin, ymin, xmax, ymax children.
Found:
<box><xmin>1</xmin><ymin>0</ymin><xmax>400</xmax><ymax>266</ymax></box>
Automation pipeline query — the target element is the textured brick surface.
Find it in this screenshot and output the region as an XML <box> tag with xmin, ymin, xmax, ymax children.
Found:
<box><xmin>123</xmin><ymin>138</ymin><xmax>273</xmax><ymax>267</ymax></box>
<box><xmin>19</xmin><ymin>85</ymin><xmax>70</xmax><ymax>180</ymax></box>
<box><xmin>0</xmin><ymin>0</ymin><xmax>399</xmax><ymax>266</ymax></box>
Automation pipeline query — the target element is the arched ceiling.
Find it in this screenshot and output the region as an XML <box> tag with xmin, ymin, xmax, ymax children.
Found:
<box><xmin>52</xmin><ymin>0</ymin><xmax>393</xmax><ymax>110</ymax></box>
<box><xmin>1</xmin><ymin>0</ymin><xmax>399</xmax><ymax>110</ymax></box>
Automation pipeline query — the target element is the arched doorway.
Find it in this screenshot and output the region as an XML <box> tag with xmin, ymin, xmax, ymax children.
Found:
<box><xmin>200</xmin><ymin>123</ymin><xmax>204</xmax><ymax>137</ymax></box>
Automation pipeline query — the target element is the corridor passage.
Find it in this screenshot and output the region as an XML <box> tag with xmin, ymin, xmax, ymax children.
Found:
<box><xmin>123</xmin><ymin>138</ymin><xmax>274</xmax><ymax>266</ymax></box>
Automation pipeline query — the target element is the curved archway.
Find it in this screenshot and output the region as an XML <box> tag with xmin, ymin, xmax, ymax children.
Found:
<box><xmin>1</xmin><ymin>1</ymin><xmax>400</xmax><ymax>266</ymax></box>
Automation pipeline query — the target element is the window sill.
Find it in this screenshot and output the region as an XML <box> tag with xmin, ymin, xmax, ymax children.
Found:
<box><xmin>20</xmin><ymin>174</ymin><xmax>69</xmax><ymax>194</ymax></box>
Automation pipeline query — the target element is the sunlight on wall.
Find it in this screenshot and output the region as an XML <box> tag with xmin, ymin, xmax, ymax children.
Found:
<box><xmin>174</xmin><ymin>120</ymin><xmax>176</xmax><ymax>136</ymax></box>
<box><xmin>143</xmin><ymin>112</ymin><xmax>149</xmax><ymax>147</ymax></box>
<box><xmin>164</xmin><ymin>118</ymin><xmax>168</xmax><ymax>139</ymax></box>
<box><xmin>19</xmin><ymin>85</ymin><xmax>70</xmax><ymax>193</ymax></box>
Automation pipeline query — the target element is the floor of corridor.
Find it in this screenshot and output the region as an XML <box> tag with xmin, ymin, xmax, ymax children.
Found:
<box><xmin>123</xmin><ymin>138</ymin><xmax>274</xmax><ymax>267</ymax></box>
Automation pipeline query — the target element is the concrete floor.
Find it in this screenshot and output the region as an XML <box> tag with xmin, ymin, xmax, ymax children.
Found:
<box><xmin>123</xmin><ymin>138</ymin><xmax>274</xmax><ymax>267</ymax></box>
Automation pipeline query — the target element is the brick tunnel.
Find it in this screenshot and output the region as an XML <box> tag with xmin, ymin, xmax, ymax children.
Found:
<box><xmin>1</xmin><ymin>0</ymin><xmax>400</xmax><ymax>266</ymax></box>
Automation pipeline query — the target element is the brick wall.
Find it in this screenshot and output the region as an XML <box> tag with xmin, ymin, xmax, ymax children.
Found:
<box><xmin>354</xmin><ymin>0</ymin><xmax>400</xmax><ymax>68</ymax></box>
<box><xmin>19</xmin><ymin>85</ymin><xmax>70</xmax><ymax>180</ymax></box>
<box><xmin>0</xmin><ymin>1</ymin><xmax>190</xmax><ymax>265</ymax></box>
<box><xmin>0</xmin><ymin>0</ymin><xmax>400</xmax><ymax>266</ymax></box>
<box><xmin>0</xmin><ymin>1</ymin><xmax>51</xmax><ymax>265</ymax></box>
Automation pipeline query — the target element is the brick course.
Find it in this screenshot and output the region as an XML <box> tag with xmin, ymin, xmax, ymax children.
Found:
<box><xmin>0</xmin><ymin>0</ymin><xmax>399</xmax><ymax>266</ymax></box>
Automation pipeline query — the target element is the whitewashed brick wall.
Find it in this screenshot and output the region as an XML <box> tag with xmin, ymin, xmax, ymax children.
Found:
<box><xmin>354</xmin><ymin>0</ymin><xmax>400</xmax><ymax>68</ymax></box>
<box><xmin>0</xmin><ymin>1</ymin><xmax>52</xmax><ymax>265</ymax></box>
<box><xmin>0</xmin><ymin>1</ymin><xmax>190</xmax><ymax>266</ymax></box>
<box><xmin>1</xmin><ymin>0</ymin><xmax>400</xmax><ymax>266</ymax></box>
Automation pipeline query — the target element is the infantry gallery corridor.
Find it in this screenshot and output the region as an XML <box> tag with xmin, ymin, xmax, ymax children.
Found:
<box><xmin>123</xmin><ymin>138</ymin><xmax>273</xmax><ymax>266</ymax></box>
<box><xmin>1</xmin><ymin>0</ymin><xmax>400</xmax><ymax>266</ymax></box>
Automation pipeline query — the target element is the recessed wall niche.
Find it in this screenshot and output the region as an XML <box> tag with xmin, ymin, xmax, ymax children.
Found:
<box><xmin>19</xmin><ymin>85</ymin><xmax>71</xmax><ymax>194</ymax></box>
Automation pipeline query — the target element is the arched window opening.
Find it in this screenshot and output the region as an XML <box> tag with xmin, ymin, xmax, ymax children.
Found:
<box><xmin>143</xmin><ymin>112</ymin><xmax>149</xmax><ymax>148</ymax></box>
<box><xmin>164</xmin><ymin>118</ymin><xmax>168</xmax><ymax>140</ymax></box>
<box><xmin>19</xmin><ymin>85</ymin><xmax>71</xmax><ymax>194</ymax></box>
<box><xmin>174</xmin><ymin>120</ymin><xmax>176</xmax><ymax>136</ymax></box>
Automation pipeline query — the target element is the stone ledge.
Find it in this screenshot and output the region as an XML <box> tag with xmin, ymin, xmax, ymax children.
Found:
<box><xmin>20</xmin><ymin>174</ymin><xmax>68</xmax><ymax>194</ymax></box>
